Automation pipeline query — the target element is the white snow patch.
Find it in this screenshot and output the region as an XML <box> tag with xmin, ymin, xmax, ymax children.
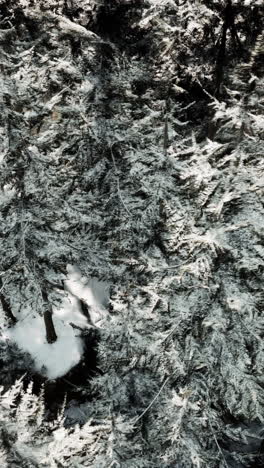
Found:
<box><xmin>0</xmin><ymin>185</ymin><xmax>16</xmax><ymax>206</ymax></box>
<box><xmin>6</xmin><ymin>314</ymin><xmax>84</xmax><ymax>380</ymax></box>
<box><xmin>5</xmin><ymin>264</ymin><xmax>109</xmax><ymax>379</ymax></box>
<box><xmin>54</xmin><ymin>292</ymin><xmax>88</xmax><ymax>329</ymax></box>
<box><xmin>65</xmin><ymin>264</ymin><xmax>109</xmax><ymax>326</ymax></box>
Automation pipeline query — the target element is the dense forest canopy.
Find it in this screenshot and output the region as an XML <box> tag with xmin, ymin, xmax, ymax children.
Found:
<box><xmin>0</xmin><ymin>0</ymin><xmax>264</xmax><ymax>466</ymax></box>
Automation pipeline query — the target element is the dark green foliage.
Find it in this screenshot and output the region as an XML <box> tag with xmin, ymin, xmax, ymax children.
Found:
<box><xmin>0</xmin><ymin>339</ymin><xmax>34</xmax><ymax>388</ymax></box>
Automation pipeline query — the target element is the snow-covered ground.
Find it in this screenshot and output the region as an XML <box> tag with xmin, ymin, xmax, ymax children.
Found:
<box><xmin>5</xmin><ymin>265</ymin><xmax>109</xmax><ymax>379</ymax></box>
<box><xmin>6</xmin><ymin>314</ymin><xmax>84</xmax><ymax>380</ymax></box>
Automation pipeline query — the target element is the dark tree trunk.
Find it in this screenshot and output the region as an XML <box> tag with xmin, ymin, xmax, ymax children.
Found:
<box><xmin>0</xmin><ymin>279</ymin><xmax>17</xmax><ymax>324</ymax></box>
<box><xmin>80</xmin><ymin>299</ymin><xmax>92</xmax><ymax>324</ymax></box>
<box><xmin>43</xmin><ymin>310</ymin><xmax>57</xmax><ymax>344</ymax></box>
<box><xmin>41</xmin><ymin>288</ymin><xmax>57</xmax><ymax>344</ymax></box>
<box><xmin>0</xmin><ymin>294</ymin><xmax>17</xmax><ymax>324</ymax></box>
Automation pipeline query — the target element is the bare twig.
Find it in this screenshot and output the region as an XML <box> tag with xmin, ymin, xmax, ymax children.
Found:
<box><xmin>133</xmin><ymin>376</ymin><xmax>170</xmax><ymax>424</ymax></box>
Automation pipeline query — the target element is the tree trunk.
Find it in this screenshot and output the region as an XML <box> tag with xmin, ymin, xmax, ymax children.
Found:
<box><xmin>0</xmin><ymin>294</ymin><xmax>17</xmax><ymax>324</ymax></box>
<box><xmin>80</xmin><ymin>299</ymin><xmax>92</xmax><ymax>325</ymax></box>
<box><xmin>0</xmin><ymin>279</ymin><xmax>17</xmax><ymax>324</ymax></box>
<box><xmin>41</xmin><ymin>288</ymin><xmax>57</xmax><ymax>343</ymax></box>
<box><xmin>43</xmin><ymin>310</ymin><xmax>57</xmax><ymax>344</ymax></box>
